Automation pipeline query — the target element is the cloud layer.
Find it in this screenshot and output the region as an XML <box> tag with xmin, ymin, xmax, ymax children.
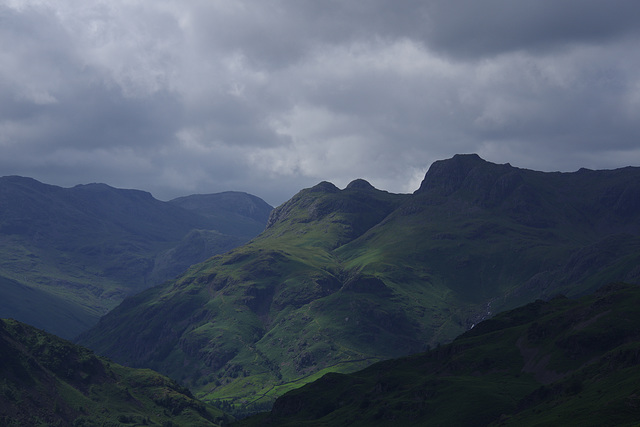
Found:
<box><xmin>2</xmin><ymin>0</ymin><xmax>640</xmax><ymax>205</ymax></box>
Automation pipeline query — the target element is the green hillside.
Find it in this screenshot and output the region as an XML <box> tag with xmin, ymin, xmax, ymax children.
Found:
<box><xmin>0</xmin><ymin>177</ymin><xmax>272</xmax><ymax>338</ymax></box>
<box><xmin>0</xmin><ymin>318</ymin><xmax>232</xmax><ymax>426</ymax></box>
<box><xmin>240</xmin><ymin>283</ymin><xmax>640</xmax><ymax>426</ymax></box>
<box><xmin>77</xmin><ymin>154</ymin><xmax>640</xmax><ymax>416</ymax></box>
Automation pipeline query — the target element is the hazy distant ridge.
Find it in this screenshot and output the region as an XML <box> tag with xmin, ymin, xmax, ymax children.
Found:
<box><xmin>0</xmin><ymin>176</ymin><xmax>272</xmax><ymax>338</ymax></box>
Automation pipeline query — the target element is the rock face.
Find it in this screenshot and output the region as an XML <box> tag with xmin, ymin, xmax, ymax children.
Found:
<box><xmin>415</xmin><ymin>153</ymin><xmax>531</xmax><ymax>210</ymax></box>
<box><xmin>415</xmin><ymin>153</ymin><xmax>640</xmax><ymax>232</ymax></box>
<box><xmin>77</xmin><ymin>154</ymin><xmax>640</xmax><ymax>415</ymax></box>
<box><xmin>415</xmin><ymin>153</ymin><xmax>490</xmax><ymax>196</ymax></box>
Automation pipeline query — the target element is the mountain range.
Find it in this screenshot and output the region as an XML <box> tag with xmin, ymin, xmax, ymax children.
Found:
<box><xmin>0</xmin><ymin>176</ymin><xmax>272</xmax><ymax>338</ymax></box>
<box><xmin>75</xmin><ymin>154</ymin><xmax>640</xmax><ymax>416</ymax></box>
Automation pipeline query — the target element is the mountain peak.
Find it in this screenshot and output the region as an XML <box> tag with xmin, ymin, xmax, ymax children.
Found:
<box><xmin>309</xmin><ymin>181</ymin><xmax>340</xmax><ymax>193</ymax></box>
<box><xmin>169</xmin><ymin>191</ymin><xmax>273</xmax><ymax>225</ymax></box>
<box><xmin>71</xmin><ymin>182</ymin><xmax>156</xmax><ymax>201</ymax></box>
<box><xmin>346</xmin><ymin>179</ymin><xmax>376</xmax><ymax>191</ymax></box>
<box><xmin>415</xmin><ymin>153</ymin><xmax>489</xmax><ymax>195</ymax></box>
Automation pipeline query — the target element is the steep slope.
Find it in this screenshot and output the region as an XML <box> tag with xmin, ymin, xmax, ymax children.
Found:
<box><xmin>241</xmin><ymin>283</ymin><xmax>640</xmax><ymax>426</ymax></box>
<box><xmin>0</xmin><ymin>176</ymin><xmax>272</xmax><ymax>338</ymax></box>
<box><xmin>337</xmin><ymin>154</ymin><xmax>640</xmax><ymax>338</ymax></box>
<box><xmin>77</xmin><ymin>155</ymin><xmax>640</xmax><ymax>416</ymax></box>
<box><xmin>78</xmin><ymin>181</ymin><xmax>409</xmax><ymax>416</ymax></box>
<box><xmin>0</xmin><ymin>318</ymin><xmax>232</xmax><ymax>426</ymax></box>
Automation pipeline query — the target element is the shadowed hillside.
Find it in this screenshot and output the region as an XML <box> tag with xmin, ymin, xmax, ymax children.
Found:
<box><xmin>0</xmin><ymin>177</ymin><xmax>272</xmax><ymax>338</ymax></box>
<box><xmin>239</xmin><ymin>283</ymin><xmax>640</xmax><ymax>426</ymax></box>
<box><xmin>0</xmin><ymin>318</ymin><xmax>232</xmax><ymax>426</ymax></box>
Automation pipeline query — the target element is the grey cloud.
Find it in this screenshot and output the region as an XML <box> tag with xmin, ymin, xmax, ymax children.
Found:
<box><xmin>1</xmin><ymin>1</ymin><xmax>639</xmax><ymax>206</ymax></box>
<box><xmin>186</xmin><ymin>1</ymin><xmax>640</xmax><ymax>64</ymax></box>
<box><xmin>184</xmin><ymin>1</ymin><xmax>429</xmax><ymax>68</ymax></box>
<box><xmin>422</xmin><ymin>0</ymin><xmax>640</xmax><ymax>58</ymax></box>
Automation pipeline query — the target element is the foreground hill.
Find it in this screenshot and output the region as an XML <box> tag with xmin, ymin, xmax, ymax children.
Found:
<box><xmin>0</xmin><ymin>318</ymin><xmax>231</xmax><ymax>426</ymax></box>
<box><xmin>240</xmin><ymin>283</ymin><xmax>640</xmax><ymax>426</ymax></box>
<box><xmin>0</xmin><ymin>177</ymin><xmax>272</xmax><ymax>338</ymax></box>
<box><xmin>77</xmin><ymin>154</ymin><xmax>640</xmax><ymax>415</ymax></box>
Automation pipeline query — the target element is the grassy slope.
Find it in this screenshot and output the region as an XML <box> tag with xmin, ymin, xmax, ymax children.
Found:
<box><xmin>240</xmin><ymin>283</ymin><xmax>640</xmax><ymax>426</ymax></box>
<box><xmin>79</xmin><ymin>182</ymin><xmax>410</xmax><ymax>415</ymax></box>
<box><xmin>77</xmin><ymin>156</ymin><xmax>640</xmax><ymax>416</ymax></box>
<box><xmin>0</xmin><ymin>318</ymin><xmax>232</xmax><ymax>426</ymax></box>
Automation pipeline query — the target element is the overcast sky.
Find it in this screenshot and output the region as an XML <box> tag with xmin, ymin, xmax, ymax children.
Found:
<box><xmin>2</xmin><ymin>1</ymin><xmax>640</xmax><ymax>206</ymax></box>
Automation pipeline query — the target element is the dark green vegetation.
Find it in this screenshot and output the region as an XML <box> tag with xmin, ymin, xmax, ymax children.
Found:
<box><xmin>0</xmin><ymin>176</ymin><xmax>272</xmax><ymax>338</ymax></box>
<box><xmin>77</xmin><ymin>154</ymin><xmax>640</xmax><ymax>416</ymax></box>
<box><xmin>240</xmin><ymin>283</ymin><xmax>640</xmax><ymax>426</ymax></box>
<box><xmin>0</xmin><ymin>318</ymin><xmax>232</xmax><ymax>426</ymax></box>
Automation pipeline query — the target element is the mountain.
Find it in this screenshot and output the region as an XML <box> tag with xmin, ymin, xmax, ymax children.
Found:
<box><xmin>151</xmin><ymin>192</ymin><xmax>273</xmax><ymax>284</ymax></box>
<box><xmin>0</xmin><ymin>176</ymin><xmax>272</xmax><ymax>338</ymax></box>
<box><xmin>169</xmin><ymin>191</ymin><xmax>273</xmax><ymax>238</ymax></box>
<box><xmin>76</xmin><ymin>154</ymin><xmax>640</xmax><ymax>416</ymax></box>
<box><xmin>239</xmin><ymin>283</ymin><xmax>640</xmax><ymax>426</ymax></box>
<box><xmin>0</xmin><ymin>317</ymin><xmax>232</xmax><ymax>426</ymax></box>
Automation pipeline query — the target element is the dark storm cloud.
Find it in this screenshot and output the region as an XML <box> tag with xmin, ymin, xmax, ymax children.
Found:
<box><xmin>422</xmin><ymin>0</ymin><xmax>640</xmax><ymax>58</ymax></box>
<box><xmin>1</xmin><ymin>1</ymin><xmax>639</xmax><ymax>206</ymax></box>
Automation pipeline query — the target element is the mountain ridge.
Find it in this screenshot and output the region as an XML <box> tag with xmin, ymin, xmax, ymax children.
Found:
<box><xmin>76</xmin><ymin>154</ymin><xmax>640</xmax><ymax>416</ymax></box>
<box><xmin>170</xmin><ymin>191</ymin><xmax>273</xmax><ymax>237</ymax></box>
<box><xmin>0</xmin><ymin>176</ymin><xmax>273</xmax><ymax>338</ymax></box>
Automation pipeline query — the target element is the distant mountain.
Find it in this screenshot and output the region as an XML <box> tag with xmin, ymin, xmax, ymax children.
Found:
<box><xmin>0</xmin><ymin>176</ymin><xmax>272</xmax><ymax>338</ymax></box>
<box><xmin>170</xmin><ymin>191</ymin><xmax>273</xmax><ymax>238</ymax></box>
<box><xmin>0</xmin><ymin>318</ymin><xmax>231</xmax><ymax>426</ymax></box>
<box><xmin>240</xmin><ymin>283</ymin><xmax>640</xmax><ymax>426</ymax></box>
<box><xmin>76</xmin><ymin>154</ymin><xmax>640</xmax><ymax>416</ymax></box>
